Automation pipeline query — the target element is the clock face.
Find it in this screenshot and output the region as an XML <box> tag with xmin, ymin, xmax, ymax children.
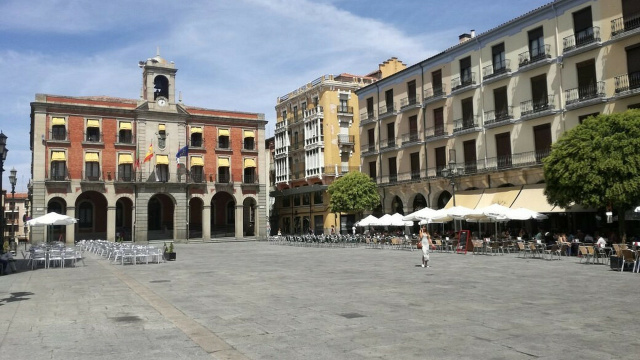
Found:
<box><xmin>157</xmin><ymin>97</ymin><xmax>167</xmax><ymax>106</ymax></box>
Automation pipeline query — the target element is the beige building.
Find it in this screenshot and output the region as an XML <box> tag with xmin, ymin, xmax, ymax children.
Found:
<box><xmin>272</xmin><ymin>59</ymin><xmax>406</xmax><ymax>234</ymax></box>
<box><xmin>356</xmin><ymin>0</ymin><xmax>640</xmax><ymax>232</ymax></box>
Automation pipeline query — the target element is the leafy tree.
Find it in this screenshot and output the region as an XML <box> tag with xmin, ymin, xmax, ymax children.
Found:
<box><xmin>328</xmin><ymin>171</ymin><xmax>380</xmax><ymax>219</ymax></box>
<box><xmin>543</xmin><ymin>110</ymin><xmax>640</xmax><ymax>237</ymax></box>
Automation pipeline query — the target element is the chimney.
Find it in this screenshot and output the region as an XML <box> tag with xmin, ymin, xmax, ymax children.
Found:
<box><xmin>459</xmin><ymin>33</ymin><xmax>471</xmax><ymax>44</ymax></box>
<box><xmin>470</xmin><ymin>29</ymin><xmax>476</xmax><ymax>38</ymax></box>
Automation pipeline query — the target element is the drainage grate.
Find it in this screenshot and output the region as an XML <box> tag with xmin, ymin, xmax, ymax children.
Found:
<box><xmin>150</xmin><ymin>280</ymin><xmax>171</xmax><ymax>283</ymax></box>
<box><xmin>340</xmin><ymin>313</ymin><xmax>365</xmax><ymax>319</ymax></box>
<box><xmin>111</xmin><ymin>316</ymin><xmax>143</xmax><ymax>323</ymax></box>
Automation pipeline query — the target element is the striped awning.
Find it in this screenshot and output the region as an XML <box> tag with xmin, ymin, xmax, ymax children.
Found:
<box><xmin>244</xmin><ymin>158</ymin><xmax>256</xmax><ymax>168</ymax></box>
<box><xmin>244</xmin><ymin>130</ymin><xmax>255</xmax><ymax>138</ymax></box>
<box><xmin>86</xmin><ymin>119</ymin><xmax>100</xmax><ymax>128</ymax></box>
<box><xmin>190</xmin><ymin>156</ymin><xmax>204</xmax><ymax>166</ymax></box>
<box><xmin>156</xmin><ymin>155</ymin><xmax>169</xmax><ymax>165</ymax></box>
<box><xmin>51</xmin><ymin>151</ymin><xmax>66</xmax><ymax>161</ymax></box>
<box><xmin>85</xmin><ymin>152</ymin><xmax>99</xmax><ymax>162</ymax></box>
<box><xmin>190</xmin><ymin>127</ymin><xmax>202</xmax><ymax>134</ymax></box>
<box><xmin>219</xmin><ymin>129</ymin><xmax>230</xmax><ymax>137</ymax></box>
<box><xmin>158</xmin><ymin>124</ymin><xmax>166</xmax><ymax>132</ymax></box>
<box><xmin>119</xmin><ymin>122</ymin><xmax>132</xmax><ymax>130</ymax></box>
<box><xmin>118</xmin><ymin>154</ymin><xmax>133</xmax><ymax>164</ymax></box>
<box><xmin>218</xmin><ymin>157</ymin><xmax>230</xmax><ymax>167</ymax></box>
<box><xmin>52</xmin><ymin>117</ymin><xmax>66</xmax><ymax>125</ymax></box>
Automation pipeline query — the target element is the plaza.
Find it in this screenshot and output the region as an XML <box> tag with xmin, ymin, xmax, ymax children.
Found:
<box><xmin>0</xmin><ymin>241</ymin><xmax>639</xmax><ymax>360</ymax></box>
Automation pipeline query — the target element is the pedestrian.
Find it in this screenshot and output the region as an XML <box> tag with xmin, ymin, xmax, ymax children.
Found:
<box><xmin>277</xmin><ymin>228</ymin><xmax>282</xmax><ymax>236</ymax></box>
<box><xmin>419</xmin><ymin>226</ymin><xmax>433</xmax><ymax>268</ymax></box>
<box><xmin>352</xmin><ymin>226</ymin><xmax>356</xmax><ymax>236</ymax></box>
<box><xmin>330</xmin><ymin>225</ymin><xmax>336</xmax><ymax>235</ymax></box>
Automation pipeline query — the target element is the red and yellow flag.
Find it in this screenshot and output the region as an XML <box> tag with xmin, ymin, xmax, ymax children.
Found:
<box><xmin>143</xmin><ymin>144</ymin><xmax>153</xmax><ymax>163</ymax></box>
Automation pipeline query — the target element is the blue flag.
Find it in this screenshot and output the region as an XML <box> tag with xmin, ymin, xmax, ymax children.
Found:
<box><xmin>176</xmin><ymin>145</ymin><xmax>188</xmax><ymax>160</ymax></box>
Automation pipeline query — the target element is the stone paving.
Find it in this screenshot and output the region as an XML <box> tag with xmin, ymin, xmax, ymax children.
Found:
<box><xmin>1</xmin><ymin>242</ymin><xmax>639</xmax><ymax>360</ymax></box>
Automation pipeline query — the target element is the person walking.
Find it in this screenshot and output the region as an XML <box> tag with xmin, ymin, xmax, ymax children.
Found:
<box><xmin>420</xmin><ymin>226</ymin><xmax>433</xmax><ymax>268</ymax></box>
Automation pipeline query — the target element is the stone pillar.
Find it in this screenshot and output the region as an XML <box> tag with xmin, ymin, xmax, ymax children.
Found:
<box><xmin>174</xmin><ymin>191</ymin><xmax>188</xmax><ymax>241</ymax></box>
<box><xmin>66</xmin><ymin>207</ymin><xmax>75</xmax><ymax>245</ymax></box>
<box><xmin>202</xmin><ymin>205</ymin><xmax>211</xmax><ymax>240</ymax></box>
<box><xmin>107</xmin><ymin>206</ymin><xmax>116</xmax><ymax>242</ymax></box>
<box><xmin>235</xmin><ymin>204</ymin><xmax>244</xmax><ymax>239</ymax></box>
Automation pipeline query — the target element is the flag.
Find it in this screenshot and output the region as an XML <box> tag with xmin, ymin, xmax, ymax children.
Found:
<box><xmin>176</xmin><ymin>145</ymin><xmax>188</xmax><ymax>161</ymax></box>
<box><xmin>134</xmin><ymin>154</ymin><xmax>140</xmax><ymax>169</ymax></box>
<box><xmin>143</xmin><ymin>144</ymin><xmax>153</xmax><ymax>163</ymax></box>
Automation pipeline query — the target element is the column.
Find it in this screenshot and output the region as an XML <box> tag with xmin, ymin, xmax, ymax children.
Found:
<box><xmin>107</xmin><ymin>206</ymin><xmax>116</xmax><ymax>242</ymax></box>
<box><xmin>202</xmin><ymin>205</ymin><xmax>211</xmax><ymax>240</ymax></box>
<box><xmin>235</xmin><ymin>204</ymin><xmax>244</xmax><ymax>239</ymax></box>
<box><xmin>66</xmin><ymin>207</ymin><xmax>75</xmax><ymax>245</ymax></box>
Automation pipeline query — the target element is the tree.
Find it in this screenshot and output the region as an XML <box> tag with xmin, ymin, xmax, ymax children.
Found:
<box><xmin>543</xmin><ymin>110</ymin><xmax>640</xmax><ymax>237</ymax></box>
<box><xmin>328</xmin><ymin>171</ymin><xmax>380</xmax><ymax>219</ymax></box>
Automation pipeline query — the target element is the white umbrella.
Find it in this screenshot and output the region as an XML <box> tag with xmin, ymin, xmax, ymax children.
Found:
<box><xmin>402</xmin><ymin>207</ymin><xmax>438</xmax><ymax>222</ymax></box>
<box><xmin>27</xmin><ymin>212</ymin><xmax>78</xmax><ymax>226</ymax></box>
<box><xmin>356</xmin><ymin>215</ymin><xmax>379</xmax><ymax>227</ymax></box>
<box><xmin>389</xmin><ymin>213</ymin><xmax>414</xmax><ymax>227</ymax></box>
<box><xmin>510</xmin><ymin>208</ymin><xmax>549</xmax><ymax>220</ymax></box>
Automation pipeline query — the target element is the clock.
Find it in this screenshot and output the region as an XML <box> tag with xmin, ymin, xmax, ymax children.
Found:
<box><xmin>157</xmin><ymin>97</ymin><xmax>167</xmax><ymax>107</ymax></box>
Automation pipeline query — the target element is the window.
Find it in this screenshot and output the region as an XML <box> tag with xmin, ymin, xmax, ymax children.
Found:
<box><xmin>407</xmin><ymin>80</ymin><xmax>416</xmax><ymax>103</ymax></box>
<box><xmin>461</xmin><ymin>97</ymin><xmax>474</xmax><ymax>127</ymax></box>
<box><xmin>578</xmin><ymin>112</ymin><xmax>599</xmax><ymax>124</ymax></box>
<box><xmin>386</xmin><ymin>122</ymin><xmax>395</xmax><ymax>148</ymax></box>
<box><xmin>339</xmin><ymin>98</ymin><xmax>348</xmax><ymax>112</ymax></box>
<box><xmin>243</xmin><ymin>130</ymin><xmax>255</xmax><ymax>150</ymax></box>
<box><xmin>282</xmin><ymin>196</ymin><xmax>291</xmax><ymax>207</ymax></box>
<box><xmin>531</xmin><ymin>74</ymin><xmax>549</xmax><ymax>111</ymax></box>
<box><xmin>158</xmin><ymin>124</ymin><xmax>166</xmax><ymax>149</ymax></box>
<box><xmin>293</xmin><ymin>192</ymin><xmax>301</xmax><ymax>206</ymax></box>
<box><xmin>156</xmin><ymin>155</ymin><xmax>169</xmax><ymax>182</ymax></box>
<box><xmin>369</xmin><ymin>161</ymin><xmax>376</xmax><ymax>180</ymax></box>
<box><xmin>528</xmin><ymin>27</ymin><xmax>545</xmax><ymax>61</ymax></box>
<box><xmin>626</xmin><ymin>44</ymin><xmax>640</xmax><ymax>90</ymax></box>
<box><xmin>576</xmin><ymin>59</ymin><xmax>597</xmax><ymax>100</ymax></box>
<box><xmin>118</xmin><ymin>122</ymin><xmax>133</xmax><ymax>144</ymax></box>
<box><xmin>302</xmin><ymin>192</ymin><xmax>310</xmax><ymax>206</ymax></box>
<box><xmin>409</xmin><ymin>115</ymin><xmax>418</xmax><ymax>142</ymax></box>
<box><xmin>432</xmin><ymin>70</ymin><xmax>443</xmax><ymax>94</ymax></box>
<box><xmin>84</xmin><ymin>152</ymin><xmax>100</xmax><ymax>181</ymax></box>
<box><xmin>366</xmin><ymin>97</ymin><xmax>374</xmax><ymax>118</ymax></box>
<box><xmin>190</xmin><ymin>126</ymin><xmax>203</xmax><ymax>147</ymax></box>
<box><xmin>52</xmin><ymin>117</ymin><xmax>66</xmax><ymax>141</ymax></box>
<box><xmin>190</xmin><ymin>156</ymin><xmax>204</xmax><ymax>183</ymax></box>
<box><xmin>435</xmin><ymin>146</ymin><xmax>446</xmax><ymax>175</ymax></box>
<box><xmin>118</xmin><ymin>153</ymin><xmax>133</xmax><ymax>181</ymax></box>
<box><xmin>434</xmin><ymin>107</ymin><xmax>444</xmax><ymax>136</ymax></box>
<box><xmin>244</xmin><ymin>158</ymin><xmax>256</xmax><ymax>183</ymax></box>
<box><xmin>494</xmin><ymin>86</ymin><xmax>509</xmax><ymax>120</ymax></box>
<box><xmin>410</xmin><ymin>152</ymin><xmax>420</xmax><ymax>180</ymax></box>
<box><xmin>573</xmin><ymin>7</ymin><xmax>594</xmax><ymax>46</ymax></box>
<box><xmin>78</xmin><ymin>202</ymin><xmax>93</xmax><ymax>229</ymax></box>
<box><xmin>492</xmin><ymin>43</ymin><xmax>506</xmax><ymax>73</ymax></box>
<box><xmin>218</xmin><ymin>157</ymin><xmax>230</xmax><ymax>183</ymax></box>
<box><xmin>367</xmin><ymin>129</ymin><xmax>375</xmax><ymax>151</ymax></box>
<box><xmin>50</xmin><ymin>151</ymin><xmax>67</xmax><ymax>181</ymax></box>
<box><xmin>86</xmin><ymin>119</ymin><xmax>100</xmax><ymax>142</ymax></box>
<box><xmin>293</xmin><ymin>105</ymin><xmax>298</xmax><ymax>121</ymax></box>
<box><xmin>460</xmin><ymin>56</ymin><xmax>472</xmax><ymax>86</ymax></box>
<box><xmin>388</xmin><ymin>157</ymin><xmax>397</xmax><ymax>182</ymax></box>
<box><xmin>314</xmin><ymin>190</ymin><xmax>323</xmax><ymax>204</ymax></box>
<box><xmin>282</xmin><ymin>110</ymin><xmax>287</xmax><ymax>121</ymax></box>
<box><xmin>495</xmin><ymin>132</ymin><xmax>512</xmax><ymax>169</ymax></box>
<box><xmin>533</xmin><ymin>124</ymin><xmax>552</xmax><ymax>163</ymax></box>
<box><xmin>218</xmin><ymin>129</ymin><xmax>230</xmax><ymax>149</ymax></box>
<box><xmin>463</xmin><ymin>139</ymin><xmax>477</xmax><ymax>173</ymax></box>
<box><xmin>385</xmin><ymin>89</ymin><xmax>393</xmax><ymax>112</ymax></box>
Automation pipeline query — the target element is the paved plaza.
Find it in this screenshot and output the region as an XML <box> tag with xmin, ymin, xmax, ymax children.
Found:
<box><xmin>1</xmin><ymin>241</ymin><xmax>639</xmax><ymax>360</ymax></box>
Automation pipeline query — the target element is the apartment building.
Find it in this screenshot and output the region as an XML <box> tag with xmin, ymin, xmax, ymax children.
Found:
<box><xmin>272</xmin><ymin>59</ymin><xmax>406</xmax><ymax>234</ymax></box>
<box><xmin>2</xmin><ymin>192</ymin><xmax>29</xmax><ymax>245</ymax></box>
<box><xmin>29</xmin><ymin>53</ymin><xmax>267</xmax><ymax>243</ymax></box>
<box><xmin>356</xmin><ymin>0</ymin><xmax>640</xmax><ymax>231</ymax></box>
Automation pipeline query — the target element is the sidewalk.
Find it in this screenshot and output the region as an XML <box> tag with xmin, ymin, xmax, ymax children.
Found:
<box><xmin>1</xmin><ymin>242</ymin><xmax>639</xmax><ymax>359</ymax></box>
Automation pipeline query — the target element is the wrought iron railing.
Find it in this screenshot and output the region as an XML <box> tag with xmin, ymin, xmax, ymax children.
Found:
<box><xmin>378</xmin><ymin>104</ymin><xmax>396</xmax><ymax>117</ymax></box>
<box><xmin>400</xmin><ymin>132</ymin><xmax>421</xmax><ymax>145</ymax></box>
<box><xmin>189</xmin><ymin>138</ymin><xmax>204</xmax><ymax>148</ymax></box>
<box><xmin>520</xmin><ymin>95</ymin><xmax>555</xmax><ymax>117</ymax></box>
<box><xmin>453</xmin><ymin>116</ymin><xmax>480</xmax><ymax>133</ymax></box>
<box><xmin>337</xmin><ymin>105</ymin><xmax>353</xmax><ymax>114</ymax></box>
<box><xmin>400</xmin><ymin>96</ymin><xmax>419</xmax><ymax>108</ymax></box>
<box><xmin>425</xmin><ymin>125</ymin><xmax>447</xmax><ymax>139</ymax></box>
<box><xmin>337</xmin><ymin>134</ymin><xmax>355</xmax><ymax>144</ymax></box>
<box><xmin>48</xmin><ymin>130</ymin><xmax>68</xmax><ymax>141</ymax></box>
<box><xmin>611</xmin><ymin>14</ymin><xmax>640</xmax><ymax>36</ymax></box>
<box><xmin>82</xmin><ymin>171</ymin><xmax>103</xmax><ymax>182</ymax></box>
<box><xmin>518</xmin><ymin>44</ymin><xmax>551</xmax><ymax>67</ymax></box>
<box><xmin>564</xmin><ymin>81</ymin><xmax>605</xmax><ymax>104</ymax></box>
<box><xmin>379</xmin><ymin>137</ymin><xmax>397</xmax><ymax>150</ymax></box>
<box><xmin>424</xmin><ymin>85</ymin><xmax>446</xmax><ymax>100</ymax></box>
<box><xmin>84</xmin><ymin>132</ymin><xmax>103</xmax><ymax>143</ymax></box>
<box><xmin>482</xmin><ymin>59</ymin><xmax>511</xmax><ymax>79</ymax></box>
<box><xmin>451</xmin><ymin>72</ymin><xmax>476</xmax><ymax>91</ymax></box>
<box><xmin>614</xmin><ymin>72</ymin><xmax>640</xmax><ymax>93</ymax></box>
<box><xmin>484</xmin><ymin>106</ymin><xmax>514</xmax><ymax>126</ymax></box>
<box><xmin>563</xmin><ymin>26</ymin><xmax>600</xmax><ymax>52</ymax></box>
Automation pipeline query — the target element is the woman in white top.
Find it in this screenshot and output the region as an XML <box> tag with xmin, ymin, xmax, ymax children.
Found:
<box><xmin>420</xmin><ymin>226</ymin><xmax>433</xmax><ymax>268</ymax></box>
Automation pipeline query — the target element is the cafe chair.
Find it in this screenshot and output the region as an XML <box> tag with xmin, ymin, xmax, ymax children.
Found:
<box><xmin>620</xmin><ymin>249</ymin><xmax>637</xmax><ymax>273</ymax></box>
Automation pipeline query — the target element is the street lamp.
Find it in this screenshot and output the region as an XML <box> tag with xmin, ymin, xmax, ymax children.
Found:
<box><xmin>440</xmin><ymin>149</ymin><xmax>458</xmax><ymax>207</ymax></box>
<box><xmin>24</xmin><ymin>197</ymin><xmax>29</xmax><ymax>249</ymax></box>
<box><xmin>0</xmin><ymin>131</ymin><xmax>7</xmax><ymax>245</ymax></box>
<box><xmin>9</xmin><ymin>168</ymin><xmax>17</xmax><ymax>251</ymax></box>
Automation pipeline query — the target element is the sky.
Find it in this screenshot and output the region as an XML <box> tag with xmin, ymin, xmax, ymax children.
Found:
<box><xmin>0</xmin><ymin>0</ymin><xmax>551</xmax><ymax>193</ymax></box>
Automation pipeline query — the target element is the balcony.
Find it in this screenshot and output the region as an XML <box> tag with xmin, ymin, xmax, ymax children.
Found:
<box><xmin>115</xmin><ymin>134</ymin><xmax>135</xmax><ymax>145</ymax></box>
<box><xmin>400</xmin><ymin>132</ymin><xmax>422</xmax><ymax>147</ymax></box>
<box><xmin>564</xmin><ymin>81</ymin><xmax>606</xmax><ymax>110</ymax></box>
<box><xmin>425</xmin><ymin>125</ymin><xmax>449</xmax><ymax>142</ymax></box>
<box><xmin>483</xmin><ymin>107</ymin><xmax>515</xmax><ymax>128</ymax></box>
<box><xmin>325</xmin><ymin>165</ymin><xmax>359</xmax><ymax>177</ymax></box>
<box><xmin>518</xmin><ymin>45</ymin><xmax>553</xmax><ymax>71</ymax></box>
<box><xmin>189</xmin><ymin>172</ymin><xmax>206</xmax><ymax>184</ymax></box>
<box><xmin>115</xmin><ymin>171</ymin><xmax>136</xmax><ymax>183</ymax></box>
<box><xmin>216</xmin><ymin>139</ymin><xmax>232</xmax><ymax>151</ymax></box>
<box><xmin>275</xmin><ymin>119</ymin><xmax>288</xmax><ymax>133</ymax></box>
<box><xmin>360</xmin><ymin>143</ymin><xmax>377</xmax><ymax>156</ymax></box>
<box><xmin>426</xmin><ymin>149</ymin><xmax>551</xmax><ymax>179</ymax></box>
<box><xmin>48</xmin><ymin>130</ymin><xmax>69</xmax><ymax>142</ymax></box>
<box><xmin>378</xmin><ymin>104</ymin><xmax>396</xmax><ymax>120</ymax></box>
<box><xmin>453</xmin><ymin>116</ymin><xmax>481</xmax><ymax>134</ymax></box>
<box><xmin>216</xmin><ymin>173</ymin><xmax>232</xmax><ymax>184</ymax></box>
<box><xmin>611</xmin><ymin>14</ymin><xmax>640</xmax><ymax>39</ymax></box>
<box><xmin>379</xmin><ymin>169</ymin><xmax>426</xmax><ymax>185</ymax></box>
<box><xmin>336</xmin><ymin>105</ymin><xmax>353</xmax><ymax>115</ymax></box>
<box><xmin>83</xmin><ymin>132</ymin><xmax>103</xmax><ymax>144</ymax></box>
<box><xmin>423</xmin><ymin>85</ymin><xmax>447</xmax><ymax>105</ymax></box>
<box><xmin>614</xmin><ymin>72</ymin><xmax>640</xmax><ymax>98</ymax></box>
<box><xmin>563</xmin><ymin>26</ymin><xmax>601</xmax><ymax>57</ymax></box>
<box><xmin>304</xmin><ymin>106</ymin><xmax>324</xmax><ymax>121</ymax></box>
<box><xmin>337</xmin><ymin>134</ymin><xmax>355</xmax><ymax>146</ymax></box>
<box><xmin>399</xmin><ymin>96</ymin><xmax>420</xmax><ymax>112</ymax></box>
<box><xmin>242</xmin><ymin>173</ymin><xmax>260</xmax><ymax>189</ymax></box>
<box><xmin>520</xmin><ymin>95</ymin><xmax>556</xmax><ymax>120</ymax></box>
<box><xmin>379</xmin><ymin>137</ymin><xmax>397</xmax><ymax>152</ymax></box>
<box><xmin>451</xmin><ymin>73</ymin><xmax>477</xmax><ymax>94</ymax></box>
<box><xmin>189</xmin><ymin>138</ymin><xmax>205</xmax><ymax>149</ymax></box>
<box><xmin>360</xmin><ymin>110</ymin><xmax>377</xmax><ymax>126</ymax></box>
<box><xmin>482</xmin><ymin>59</ymin><xmax>511</xmax><ymax>84</ymax></box>
<box><xmin>46</xmin><ymin>170</ymin><xmax>70</xmax><ymax>182</ymax></box>
<box><xmin>82</xmin><ymin>171</ymin><xmax>103</xmax><ymax>182</ymax></box>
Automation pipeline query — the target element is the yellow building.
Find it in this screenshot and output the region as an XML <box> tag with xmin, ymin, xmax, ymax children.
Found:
<box><xmin>273</xmin><ymin>59</ymin><xmax>406</xmax><ymax>234</ymax></box>
<box><xmin>356</xmin><ymin>0</ymin><xmax>640</xmax><ymax>232</ymax></box>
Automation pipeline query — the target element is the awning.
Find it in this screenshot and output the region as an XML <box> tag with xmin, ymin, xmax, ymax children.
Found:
<box><xmin>510</xmin><ymin>184</ymin><xmax>560</xmax><ymax>213</ymax></box>
<box><xmin>474</xmin><ymin>186</ymin><xmax>522</xmax><ymax>209</ymax></box>
<box><xmin>156</xmin><ymin>155</ymin><xmax>169</xmax><ymax>165</ymax></box>
<box><xmin>190</xmin><ymin>127</ymin><xmax>202</xmax><ymax>134</ymax></box>
<box><xmin>119</xmin><ymin>122</ymin><xmax>132</xmax><ymax>130</ymax></box>
<box><xmin>244</xmin><ymin>130</ymin><xmax>255</xmax><ymax>138</ymax></box>
<box><xmin>158</xmin><ymin>124</ymin><xmax>166</xmax><ymax>132</ymax></box>
<box><xmin>219</xmin><ymin>128</ymin><xmax>230</xmax><ymax>137</ymax></box>
<box><xmin>444</xmin><ymin>189</ymin><xmax>483</xmax><ymax>209</ymax></box>
<box><xmin>86</xmin><ymin>119</ymin><xmax>100</xmax><ymax>128</ymax></box>
<box><xmin>276</xmin><ymin>184</ymin><xmax>328</xmax><ymax>197</ymax></box>
<box><xmin>218</xmin><ymin>157</ymin><xmax>230</xmax><ymax>167</ymax></box>
<box><xmin>190</xmin><ymin>156</ymin><xmax>204</xmax><ymax>166</ymax></box>
<box><xmin>118</xmin><ymin>154</ymin><xmax>133</xmax><ymax>164</ymax></box>
<box><xmin>85</xmin><ymin>152</ymin><xmax>99</xmax><ymax>162</ymax></box>
<box><xmin>244</xmin><ymin>158</ymin><xmax>256</xmax><ymax>168</ymax></box>
<box><xmin>51</xmin><ymin>151</ymin><xmax>66</xmax><ymax>161</ymax></box>
<box><xmin>52</xmin><ymin>117</ymin><xmax>66</xmax><ymax>125</ymax></box>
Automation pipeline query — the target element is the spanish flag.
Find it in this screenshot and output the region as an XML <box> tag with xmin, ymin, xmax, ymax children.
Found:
<box><xmin>143</xmin><ymin>144</ymin><xmax>154</xmax><ymax>163</ymax></box>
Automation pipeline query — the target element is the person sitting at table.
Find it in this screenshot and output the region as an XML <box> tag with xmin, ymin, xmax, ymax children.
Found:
<box><xmin>584</xmin><ymin>232</ymin><xmax>594</xmax><ymax>243</ymax></box>
<box><xmin>596</xmin><ymin>232</ymin><xmax>606</xmax><ymax>248</ymax></box>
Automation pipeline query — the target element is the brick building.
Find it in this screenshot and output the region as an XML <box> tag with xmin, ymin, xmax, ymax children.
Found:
<box><xmin>29</xmin><ymin>53</ymin><xmax>267</xmax><ymax>243</ymax></box>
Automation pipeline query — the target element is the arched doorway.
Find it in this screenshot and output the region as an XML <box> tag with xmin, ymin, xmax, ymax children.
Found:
<box><xmin>189</xmin><ymin>197</ymin><xmax>204</xmax><ymax>239</ymax></box>
<box><xmin>47</xmin><ymin>197</ymin><xmax>67</xmax><ymax>243</ymax></box>
<box><xmin>148</xmin><ymin>193</ymin><xmax>175</xmax><ymax>240</ymax></box>
<box><xmin>391</xmin><ymin>196</ymin><xmax>404</xmax><ymax>215</ymax></box>
<box><xmin>412</xmin><ymin>194</ymin><xmax>427</xmax><ymax>212</ymax></box>
<box><xmin>116</xmin><ymin>197</ymin><xmax>133</xmax><ymax>241</ymax></box>
<box><xmin>243</xmin><ymin>197</ymin><xmax>256</xmax><ymax>236</ymax></box>
<box><xmin>75</xmin><ymin>191</ymin><xmax>108</xmax><ymax>241</ymax></box>
<box><xmin>211</xmin><ymin>192</ymin><xmax>235</xmax><ymax>237</ymax></box>
<box><xmin>437</xmin><ymin>191</ymin><xmax>451</xmax><ymax>209</ymax></box>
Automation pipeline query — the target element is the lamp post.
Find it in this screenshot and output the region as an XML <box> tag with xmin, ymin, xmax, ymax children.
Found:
<box><xmin>0</xmin><ymin>131</ymin><xmax>7</xmax><ymax>246</ymax></box>
<box><xmin>24</xmin><ymin>197</ymin><xmax>29</xmax><ymax>250</ymax></box>
<box><xmin>8</xmin><ymin>168</ymin><xmax>16</xmax><ymax>252</ymax></box>
<box><xmin>441</xmin><ymin>149</ymin><xmax>459</xmax><ymax>232</ymax></box>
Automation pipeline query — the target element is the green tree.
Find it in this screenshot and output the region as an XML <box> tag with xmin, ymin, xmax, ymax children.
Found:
<box><xmin>543</xmin><ymin>110</ymin><xmax>640</xmax><ymax>237</ymax></box>
<box><xmin>328</xmin><ymin>171</ymin><xmax>380</xmax><ymax>219</ymax></box>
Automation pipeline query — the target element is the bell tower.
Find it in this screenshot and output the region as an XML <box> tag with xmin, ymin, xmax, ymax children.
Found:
<box><xmin>138</xmin><ymin>48</ymin><xmax>178</xmax><ymax>109</ymax></box>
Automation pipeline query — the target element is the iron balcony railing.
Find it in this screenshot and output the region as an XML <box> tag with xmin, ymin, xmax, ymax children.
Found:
<box><xmin>243</xmin><ymin>140</ymin><xmax>256</xmax><ymax>151</ymax></box>
<box><xmin>243</xmin><ymin>173</ymin><xmax>258</xmax><ymax>184</ymax></box>
<box><xmin>424</xmin><ymin>85</ymin><xmax>446</xmax><ymax>101</ymax></box>
<box><xmin>482</xmin><ymin>59</ymin><xmax>511</xmax><ymax>79</ymax></box>
<box><xmin>484</xmin><ymin>106</ymin><xmax>514</xmax><ymax>126</ymax></box>
<box><xmin>305</xmin><ymin>135</ymin><xmax>323</xmax><ymax>146</ymax></box>
<box><xmin>82</xmin><ymin>171</ymin><xmax>103</xmax><ymax>182</ymax></box>
<box><xmin>611</xmin><ymin>14</ymin><xmax>640</xmax><ymax>36</ymax></box>
<box><xmin>451</xmin><ymin>72</ymin><xmax>476</xmax><ymax>91</ymax></box>
<box><xmin>116</xmin><ymin>134</ymin><xmax>134</xmax><ymax>144</ymax></box>
<box><xmin>189</xmin><ymin>172</ymin><xmax>206</xmax><ymax>184</ymax></box>
<box><xmin>115</xmin><ymin>171</ymin><xmax>136</xmax><ymax>182</ymax></box>
<box><xmin>189</xmin><ymin>138</ymin><xmax>205</xmax><ymax>148</ymax></box>
<box><xmin>337</xmin><ymin>105</ymin><xmax>353</xmax><ymax>114</ymax></box>
<box><xmin>614</xmin><ymin>72</ymin><xmax>640</xmax><ymax>93</ymax></box>
<box><xmin>400</xmin><ymin>132</ymin><xmax>421</xmax><ymax>145</ymax></box>
<box><xmin>378</xmin><ymin>104</ymin><xmax>396</xmax><ymax>118</ymax></box>
<box><xmin>379</xmin><ymin>169</ymin><xmax>427</xmax><ymax>184</ymax></box>
<box><xmin>453</xmin><ymin>116</ymin><xmax>480</xmax><ymax>133</ymax></box>
<box><xmin>360</xmin><ymin>143</ymin><xmax>376</xmax><ymax>155</ymax></box>
<box><xmin>360</xmin><ymin>110</ymin><xmax>376</xmax><ymax>123</ymax></box>
<box><xmin>400</xmin><ymin>96</ymin><xmax>419</xmax><ymax>108</ymax></box>
<box><xmin>325</xmin><ymin>165</ymin><xmax>360</xmax><ymax>177</ymax></box>
<box><xmin>216</xmin><ymin>173</ymin><xmax>232</xmax><ymax>184</ymax></box>
<box><xmin>379</xmin><ymin>137</ymin><xmax>397</xmax><ymax>150</ymax></box>
<box><xmin>84</xmin><ymin>132</ymin><xmax>103</xmax><ymax>143</ymax></box>
<box><xmin>48</xmin><ymin>130</ymin><xmax>68</xmax><ymax>141</ymax></box>
<box><xmin>564</xmin><ymin>81</ymin><xmax>605</xmax><ymax>105</ymax></box>
<box><xmin>425</xmin><ymin>125</ymin><xmax>448</xmax><ymax>139</ymax></box>
<box><xmin>518</xmin><ymin>44</ymin><xmax>551</xmax><ymax>68</ymax></box>
<box><xmin>563</xmin><ymin>26</ymin><xmax>600</xmax><ymax>52</ymax></box>
<box><xmin>216</xmin><ymin>139</ymin><xmax>232</xmax><ymax>150</ymax></box>
<box><xmin>520</xmin><ymin>95</ymin><xmax>555</xmax><ymax>117</ymax></box>
<box><xmin>337</xmin><ymin>134</ymin><xmax>355</xmax><ymax>145</ymax></box>
<box><xmin>47</xmin><ymin>169</ymin><xmax>69</xmax><ymax>181</ymax></box>
<box><xmin>304</xmin><ymin>106</ymin><xmax>323</xmax><ymax>118</ymax></box>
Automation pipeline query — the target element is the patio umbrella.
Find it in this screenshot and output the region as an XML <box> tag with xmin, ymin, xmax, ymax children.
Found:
<box><xmin>27</xmin><ymin>212</ymin><xmax>78</xmax><ymax>243</ymax></box>
<box><xmin>356</xmin><ymin>215</ymin><xmax>379</xmax><ymax>227</ymax></box>
<box><xmin>389</xmin><ymin>213</ymin><xmax>414</xmax><ymax>227</ymax></box>
<box><xmin>402</xmin><ymin>207</ymin><xmax>438</xmax><ymax>222</ymax></box>
<box><xmin>510</xmin><ymin>208</ymin><xmax>549</xmax><ymax>220</ymax></box>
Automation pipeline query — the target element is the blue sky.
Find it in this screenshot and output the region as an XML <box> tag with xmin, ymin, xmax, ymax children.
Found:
<box><xmin>0</xmin><ymin>0</ymin><xmax>550</xmax><ymax>192</ymax></box>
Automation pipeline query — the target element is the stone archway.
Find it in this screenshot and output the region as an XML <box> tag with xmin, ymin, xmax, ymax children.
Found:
<box><xmin>243</xmin><ymin>197</ymin><xmax>257</xmax><ymax>236</ymax></box>
<box><xmin>115</xmin><ymin>197</ymin><xmax>134</xmax><ymax>241</ymax></box>
<box><xmin>189</xmin><ymin>197</ymin><xmax>204</xmax><ymax>239</ymax></box>
<box><xmin>46</xmin><ymin>197</ymin><xmax>67</xmax><ymax>243</ymax></box>
<box><xmin>211</xmin><ymin>192</ymin><xmax>235</xmax><ymax>237</ymax></box>
<box><xmin>391</xmin><ymin>196</ymin><xmax>404</xmax><ymax>215</ymax></box>
<box><xmin>75</xmin><ymin>191</ymin><xmax>108</xmax><ymax>241</ymax></box>
<box><xmin>437</xmin><ymin>191</ymin><xmax>452</xmax><ymax>209</ymax></box>
<box><xmin>412</xmin><ymin>194</ymin><xmax>427</xmax><ymax>212</ymax></box>
<box><xmin>148</xmin><ymin>193</ymin><xmax>175</xmax><ymax>240</ymax></box>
